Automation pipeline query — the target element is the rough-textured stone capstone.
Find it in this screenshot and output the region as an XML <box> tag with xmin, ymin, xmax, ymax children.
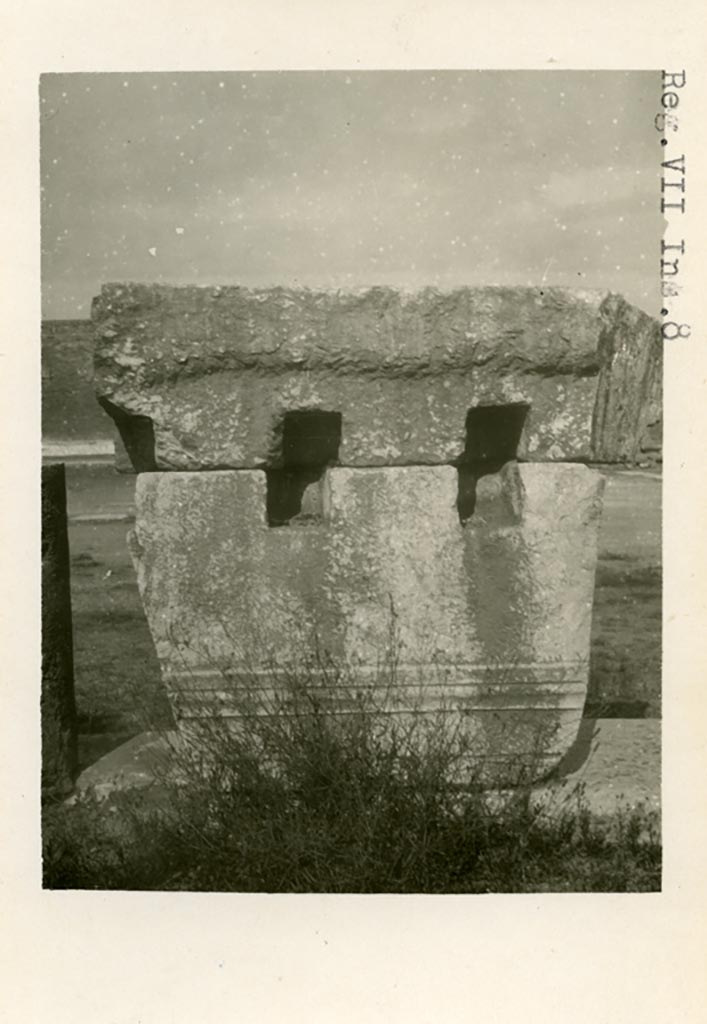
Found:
<box><xmin>130</xmin><ymin>462</ymin><xmax>604</xmax><ymax>774</ymax></box>
<box><xmin>93</xmin><ymin>284</ymin><xmax>660</xmax><ymax>470</ymax></box>
<box><xmin>41</xmin><ymin>464</ymin><xmax>78</xmax><ymax>798</ymax></box>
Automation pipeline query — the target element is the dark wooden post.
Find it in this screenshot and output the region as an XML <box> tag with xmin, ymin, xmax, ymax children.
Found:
<box><xmin>41</xmin><ymin>464</ymin><xmax>78</xmax><ymax>798</ymax></box>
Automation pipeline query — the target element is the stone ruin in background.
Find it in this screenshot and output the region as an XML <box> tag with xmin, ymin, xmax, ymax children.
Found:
<box><xmin>93</xmin><ymin>284</ymin><xmax>661</xmax><ymax>780</ymax></box>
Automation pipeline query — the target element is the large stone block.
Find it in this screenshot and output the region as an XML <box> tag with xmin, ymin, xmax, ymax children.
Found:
<box><xmin>130</xmin><ymin>462</ymin><xmax>604</xmax><ymax>775</ymax></box>
<box><xmin>93</xmin><ymin>284</ymin><xmax>660</xmax><ymax>470</ymax></box>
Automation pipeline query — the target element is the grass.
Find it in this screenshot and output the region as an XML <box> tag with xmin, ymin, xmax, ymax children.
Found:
<box><xmin>586</xmin><ymin>555</ymin><xmax>661</xmax><ymax>717</ymax></box>
<box><xmin>43</xmin><ymin>653</ymin><xmax>661</xmax><ymax>893</ymax></box>
<box><xmin>46</xmin><ymin>470</ymin><xmax>661</xmax><ymax>893</ymax></box>
<box><xmin>42</xmin><ymin>784</ymin><xmax>661</xmax><ymax>893</ymax></box>
<box><xmin>68</xmin><ymin>523</ymin><xmax>172</xmax><ymax>769</ymax></box>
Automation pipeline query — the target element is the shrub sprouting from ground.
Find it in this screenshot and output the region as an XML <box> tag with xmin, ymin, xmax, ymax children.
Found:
<box><xmin>43</xmin><ymin>646</ymin><xmax>661</xmax><ymax>893</ymax></box>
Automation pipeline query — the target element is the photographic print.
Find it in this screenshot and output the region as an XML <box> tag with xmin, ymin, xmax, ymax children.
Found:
<box><xmin>40</xmin><ymin>70</ymin><xmax>662</xmax><ymax>893</ymax></box>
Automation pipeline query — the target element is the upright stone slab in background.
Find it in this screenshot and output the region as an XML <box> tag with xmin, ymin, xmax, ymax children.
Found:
<box><xmin>41</xmin><ymin>464</ymin><xmax>78</xmax><ymax>798</ymax></box>
<box><xmin>93</xmin><ymin>284</ymin><xmax>661</xmax><ymax>470</ymax></box>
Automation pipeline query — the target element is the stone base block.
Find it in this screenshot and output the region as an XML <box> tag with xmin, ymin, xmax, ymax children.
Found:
<box><xmin>130</xmin><ymin>463</ymin><xmax>603</xmax><ymax>779</ymax></box>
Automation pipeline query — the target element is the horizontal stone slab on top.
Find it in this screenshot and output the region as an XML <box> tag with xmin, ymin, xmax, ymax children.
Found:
<box><xmin>92</xmin><ymin>284</ymin><xmax>661</xmax><ymax>469</ymax></box>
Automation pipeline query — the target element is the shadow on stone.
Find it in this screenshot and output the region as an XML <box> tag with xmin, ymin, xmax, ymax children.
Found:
<box><xmin>550</xmin><ymin>718</ymin><xmax>600</xmax><ymax>778</ymax></box>
<box><xmin>266</xmin><ymin>410</ymin><xmax>341</xmax><ymax>526</ymax></box>
<box><xmin>99</xmin><ymin>398</ymin><xmax>157</xmax><ymax>473</ymax></box>
<box><xmin>456</xmin><ymin>403</ymin><xmax>529</xmax><ymax>524</ymax></box>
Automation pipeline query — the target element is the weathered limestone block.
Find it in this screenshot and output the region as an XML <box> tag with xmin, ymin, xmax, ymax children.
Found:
<box><xmin>41</xmin><ymin>464</ymin><xmax>78</xmax><ymax>798</ymax></box>
<box><xmin>93</xmin><ymin>284</ymin><xmax>660</xmax><ymax>470</ymax></box>
<box><xmin>591</xmin><ymin>295</ymin><xmax>664</xmax><ymax>463</ymax></box>
<box><xmin>130</xmin><ymin>463</ymin><xmax>604</xmax><ymax>774</ymax></box>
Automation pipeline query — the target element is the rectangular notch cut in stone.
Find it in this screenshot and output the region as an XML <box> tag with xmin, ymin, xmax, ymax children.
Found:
<box><xmin>281</xmin><ymin>410</ymin><xmax>342</xmax><ymax>466</ymax></box>
<box><xmin>461</xmin><ymin>403</ymin><xmax>529</xmax><ymax>464</ymax></box>
<box><xmin>98</xmin><ymin>397</ymin><xmax>157</xmax><ymax>473</ymax></box>
<box><xmin>267</xmin><ymin>411</ymin><xmax>341</xmax><ymax>527</ymax></box>
<box><xmin>456</xmin><ymin>403</ymin><xmax>528</xmax><ymax>525</ymax></box>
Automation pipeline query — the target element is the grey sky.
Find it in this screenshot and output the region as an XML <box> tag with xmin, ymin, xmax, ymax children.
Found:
<box><xmin>40</xmin><ymin>70</ymin><xmax>661</xmax><ymax>318</ymax></box>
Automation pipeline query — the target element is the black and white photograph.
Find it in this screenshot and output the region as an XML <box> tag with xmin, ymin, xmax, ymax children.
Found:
<box><xmin>39</xmin><ymin>70</ymin><xmax>664</xmax><ymax>894</ymax></box>
<box><xmin>3</xmin><ymin>0</ymin><xmax>707</xmax><ymax>1016</ymax></box>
